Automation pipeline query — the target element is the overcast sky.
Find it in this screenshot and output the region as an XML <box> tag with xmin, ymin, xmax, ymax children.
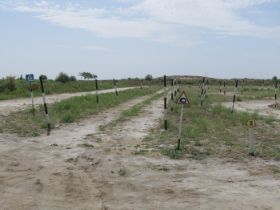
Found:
<box><xmin>1</xmin><ymin>0</ymin><xmax>280</xmax><ymax>79</ymax></box>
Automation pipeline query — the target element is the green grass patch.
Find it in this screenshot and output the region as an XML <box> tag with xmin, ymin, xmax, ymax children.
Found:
<box><xmin>0</xmin><ymin>79</ymin><xmax>159</xmax><ymax>100</ymax></box>
<box><xmin>0</xmin><ymin>87</ymin><xmax>160</xmax><ymax>136</ymax></box>
<box><xmin>144</xmin><ymin>85</ymin><xmax>280</xmax><ymax>161</ymax></box>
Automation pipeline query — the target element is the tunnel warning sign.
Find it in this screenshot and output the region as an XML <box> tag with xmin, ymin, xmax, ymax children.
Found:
<box><xmin>176</xmin><ymin>91</ymin><xmax>189</xmax><ymax>105</ymax></box>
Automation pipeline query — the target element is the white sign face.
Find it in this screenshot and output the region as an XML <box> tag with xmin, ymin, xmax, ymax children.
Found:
<box><xmin>26</xmin><ymin>74</ymin><xmax>34</xmax><ymax>82</ymax></box>
<box><xmin>177</xmin><ymin>91</ymin><xmax>190</xmax><ymax>105</ymax></box>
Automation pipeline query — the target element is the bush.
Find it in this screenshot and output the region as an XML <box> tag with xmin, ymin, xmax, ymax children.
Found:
<box><xmin>56</xmin><ymin>72</ymin><xmax>70</xmax><ymax>83</ymax></box>
<box><xmin>70</xmin><ymin>76</ymin><xmax>77</xmax><ymax>81</ymax></box>
<box><xmin>145</xmin><ymin>74</ymin><xmax>153</xmax><ymax>81</ymax></box>
<box><xmin>0</xmin><ymin>76</ymin><xmax>17</xmax><ymax>92</ymax></box>
<box><xmin>55</xmin><ymin>72</ymin><xmax>77</xmax><ymax>83</ymax></box>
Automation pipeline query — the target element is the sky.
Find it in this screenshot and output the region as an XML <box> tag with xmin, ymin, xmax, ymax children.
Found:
<box><xmin>0</xmin><ymin>0</ymin><xmax>280</xmax><ymax>80</ymax></box>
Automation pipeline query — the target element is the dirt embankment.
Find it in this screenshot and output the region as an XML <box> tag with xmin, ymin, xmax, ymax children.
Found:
<box><xmin>0</xmin><ymin>94</ymin><xmax>280</xmax><ymax>209</ymax></box>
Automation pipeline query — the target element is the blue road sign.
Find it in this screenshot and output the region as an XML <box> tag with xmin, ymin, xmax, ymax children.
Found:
<box><xmin>26</xmin><ymin>74</ymin><xmax>34</xmax><ymax>82</ymax></box>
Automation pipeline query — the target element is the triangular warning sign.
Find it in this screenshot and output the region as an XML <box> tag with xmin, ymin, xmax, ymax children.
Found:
<box><xmin>176</xmin><ymin>91</ymin><xmax>190</xmax><ymax>105</ymax></box>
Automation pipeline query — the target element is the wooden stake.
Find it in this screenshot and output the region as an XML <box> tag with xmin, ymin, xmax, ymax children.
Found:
<box><xmin>231</xmin><ymin>80</ymin><xmax>238</xmax><ymax>113</ymax></box>
<box><xmin>95</xmin><ymin>79</ymin><xmax>99</xmax><ymax>108</ymax></box>
<box><xmin>29</xmin><ymin>82</ymin><xmax>35</xmax><ymax>116</ymax></box>
<box><xmin>171</xmin><ymin>79</ymin><xmax>174</xmax><ymax>112</ymax></box>
<box><xmin>164</xmin><ymin>75</ymin><xmax>167</xmax><ymax>130</ymax></box>
<box><xmin>39</xmin><ymin>76</ymin><xmax>51</xmax><ymax>135</ymax></box>
<box><xmin>113</xmin><ymin>79</ymin><xmax>118</xmax><ymax>96</ymax></box>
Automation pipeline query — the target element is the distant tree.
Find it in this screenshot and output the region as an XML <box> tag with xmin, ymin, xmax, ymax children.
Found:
<box><xmin>19</xmin><ymin>75</ymin><xmax>23</xmax><ymax>80</ymax></box>
<box><xmin>56</xmin><ymin>72</ymin><xmax>70</xmax><ymax>83</ymax></box>
<box><xmin>69</xmin><ymin>75</ymin><xmax>77</xmax><ymax>81</ymax></box>
<box><xmin>79</xmin><ymin>72</ymin><xmax>97</xmax><ymax>80</ymax></box>
<box><xmin>39</xmin><ymin>75</ymin><xmax>48</xmax><ymax>80</ymax></box>
<box><xmin>145</xmin><ymin>74</ymin><xmax>153</xmax><ymax>81</ymax></box>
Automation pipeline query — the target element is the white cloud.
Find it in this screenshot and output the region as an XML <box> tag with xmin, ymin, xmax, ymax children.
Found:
<box><xmin>2</xmin><ymin>0</ymin><xmax>280</xmax><ymax>41</ymax></box>
<box><xmin>133</xmin><ymin>0</ymin><xmax>280</xmax><ymax>38</ymax></box>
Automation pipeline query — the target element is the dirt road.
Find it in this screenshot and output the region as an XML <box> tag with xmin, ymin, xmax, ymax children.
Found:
<box><xmin>0</xmin><ymin>94</ymin><xmax>280</xmax><ymax>209</ymax></box>
<box><xmin>222</xmin><ymin>100</ymin><xmax>280</xmax><ymax>119</ymax></box>
<box><xmin>0</xmin><ymin>87</ymin><xmax>134</xmax><ymax>116</ymax></box>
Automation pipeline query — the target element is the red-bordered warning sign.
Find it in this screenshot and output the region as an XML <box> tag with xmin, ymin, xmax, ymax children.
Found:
<box><xmin>176</xmin><ymin>91</ymin><xmax>190</xmax><ymax>105</ymax></box>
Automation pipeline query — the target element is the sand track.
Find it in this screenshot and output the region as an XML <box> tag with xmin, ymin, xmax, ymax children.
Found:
<box><xmin>222</xmin><ymin>100</ymin><xmax>280</xmax><ymax>119</ymax></box>
<box><xmin>0</xmin><ymin>94</ymin><xmax>280</xmax><ymax>209</ymax></box>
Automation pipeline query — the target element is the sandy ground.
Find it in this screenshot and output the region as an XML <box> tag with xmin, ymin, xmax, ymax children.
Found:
<box><xmin>0</xmin><ymin>87</ymin><xmax>134</xmax><ymax>116</ymax></box>
<box><xmin>1</xmin><ymin>95</ymin><xmax>280</xmax><ymax>209</ymax></box>
<box><xmin>222</xmin><ymin>100</ymin><xmax>280</xmax><ymax>119</ymax></box>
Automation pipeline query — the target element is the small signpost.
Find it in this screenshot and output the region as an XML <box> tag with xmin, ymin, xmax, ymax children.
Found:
<box><xmin>25</xmin><ymin>74</ymin><xmax>35</xmax><ymax>115</ymax></box>
<box><xmin>39</xmin><ymin>76</ymin><xmax>51</xmax><ymax>135</ymax></box>
<box><xmin>176</xmin><ymin>91</ymin><xmax>190</xmax><ymax>150</ymax></box>
<box><xmin>247</xmin><ymin>119</ymin><xmax>256</xmax><ymax>156</ymax></box>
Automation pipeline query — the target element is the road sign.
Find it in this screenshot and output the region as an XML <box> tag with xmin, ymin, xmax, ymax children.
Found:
<box><xmin>247</xmin><ymin>120</ymin><xmax>256</xmax><ymax>128</ymax></box>
<box><xmin>25</xmin><ymin>74</ymin><xmax>34</xmax><ymax>82</ymax></box>
<box><xmin>176</xmin><ymin>91</ymin><xmax>189</xmax><ymax>105</ymax></box>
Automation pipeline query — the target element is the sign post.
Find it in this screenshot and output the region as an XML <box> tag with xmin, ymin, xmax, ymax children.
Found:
<box><xmin>275</xmin><ymin>80</ymin><xmax>278</xmax><ymax>106</ymax></box>
<box><xmin>231</xmin><ymin>80</ymin><xmax>239</xmax><ymax>113</ymax></box>
<box><xmin>174</xmin><ymin>79</ymin><xmax>177</xmax><ymax>97</ymax></box>
<box><xmin>176</xmin><ymin>91</ymin><xmax>190</xmax><ymax>150</ymax></box>
<box><xmin>200</xmin><ymin>77</ymin><xmax>205</xmax><ymax>107</ymax></box>
<box><xmin>171</xmin><ymin>79</ymin><xmax>174</xmax><ymax>112</ymax></box>
<box><xmin>163</xmin><ymin>75</ymin><xmax>168</xmax><ymax>130</ymax></box>
<box><xmin>25</xmin><ymin>74</ymin><xmax>35</xmax><ymax>116</ymax></box>
<box><xmin>113</xmin><ymin>79</ymin><xmax>118</xmax><ymax>96</ymax></box>
<box><xmin>39</xmin><ymin>76</ymin><xmax>51</xmax><ymax>135</ymax></box>
<box><xmin>95</xmin><ymin>78</ymin><xmax>99</xmax><ymax>109</ymax></box>
<box><xmin>247</xmin><ymin>120</ymin><xmax>256</xmax><ymax>156</ymax></box>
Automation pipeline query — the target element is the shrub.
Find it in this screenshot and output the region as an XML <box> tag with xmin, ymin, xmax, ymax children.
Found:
<box><xmin>145</xmin><ymin>74</ymin><xmax>153</xmax><ymax>81</ymax></box>
<box><xmin>6</xmin><ymin>76</ymin><xmax>17</xmax><ymax>91</ymax></box>
<box><xmin>56</xmin><ymin>72</ymin><xmax>70</xmax><ymax>83</ymax></box>
<box><xmin>69</xmin><ymin>76</ymin><xmax>77</xmax><ymax>81</ymax></box>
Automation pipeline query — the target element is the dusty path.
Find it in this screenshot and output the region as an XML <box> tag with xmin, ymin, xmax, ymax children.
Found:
<box><xmin>222</xmin><ymin>100</ymin><xmax>280</xmax><ymax>119</ymax></box>
<box><xmin>0</xmin><ymin>87</ymin><xmax>134</xmax><ymax>116</ymax></box>
<box><xmin>0</xmin><ymin>94</ymin><xmax>280</xmax><ymax>209</ymax></box>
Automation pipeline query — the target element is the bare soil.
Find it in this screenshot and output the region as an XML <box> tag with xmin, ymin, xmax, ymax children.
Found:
<box><xmin>0</xmin><ymin>96</ymin><xmax>280</xmax><ymax>209</ymax></box>
<box><xmin>222</xmin><ymin>100</ymin><xmax>280</xmax><ymax>119</ymax></box>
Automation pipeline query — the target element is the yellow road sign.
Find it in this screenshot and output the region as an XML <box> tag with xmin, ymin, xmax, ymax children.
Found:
<box><xmin>247</xmin><ymin>120</ymin><xmax>256</xmax><ymax>128</ymax></box>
